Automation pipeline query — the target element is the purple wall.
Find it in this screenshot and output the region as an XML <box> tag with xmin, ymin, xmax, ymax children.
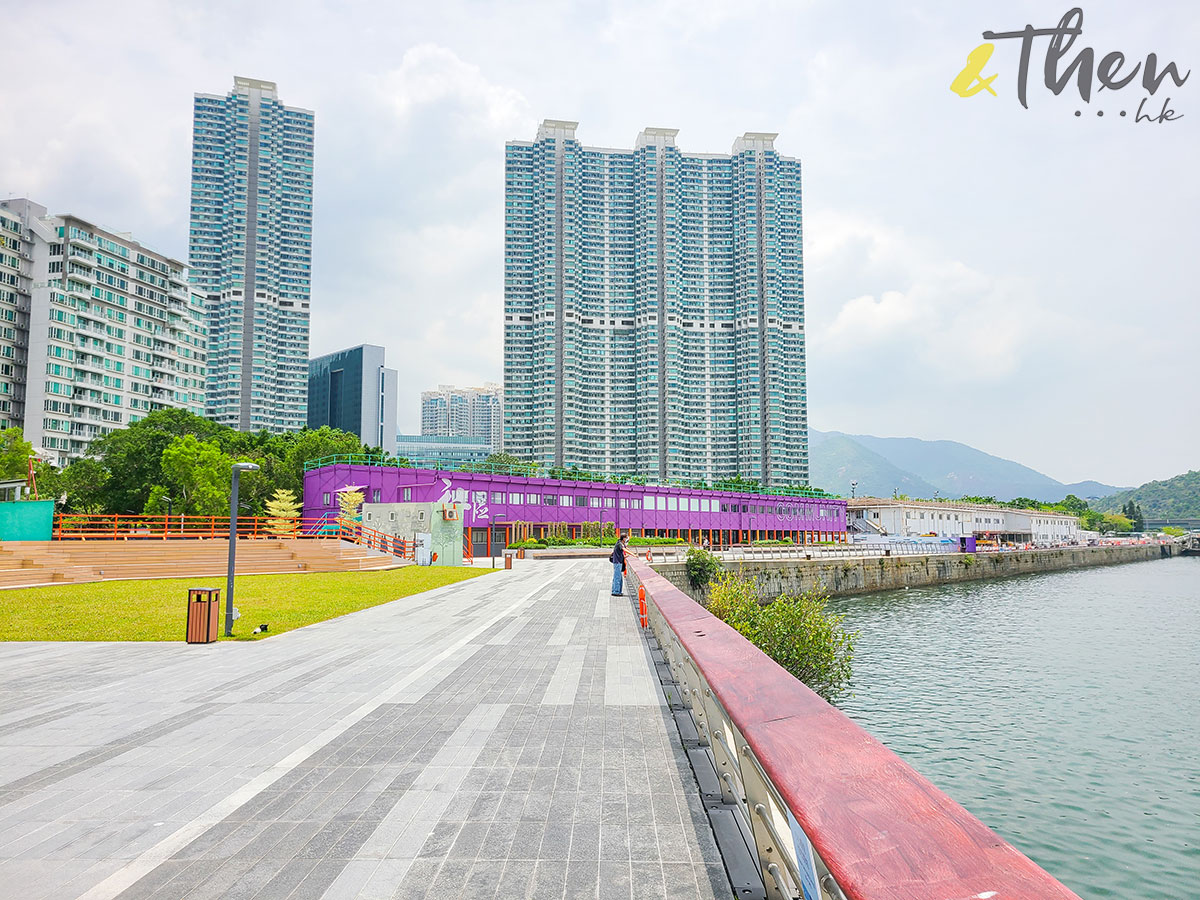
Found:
<box><xmin>304</xmin><ymin>464</ymin><xmax>847</xmax><ymax>537</ymax></box>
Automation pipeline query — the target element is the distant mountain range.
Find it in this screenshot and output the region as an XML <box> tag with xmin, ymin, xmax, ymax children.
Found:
<box><xmin>809</xmin><ymin>430</ymin><xmax>1129</xmax><ymax>502</ymax></box>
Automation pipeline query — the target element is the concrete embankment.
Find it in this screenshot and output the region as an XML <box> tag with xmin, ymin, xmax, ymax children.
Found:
<box><xmin>654</xmin><ymin>542</ymin><xmax>1179</xmax><ymax>601</ymax></box>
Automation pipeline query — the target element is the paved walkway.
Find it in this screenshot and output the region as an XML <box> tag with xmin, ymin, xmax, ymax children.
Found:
<box><xmin>0</xmin><ymin>560</ymin><xmax>729</xmax><ymax>899</ymax></box>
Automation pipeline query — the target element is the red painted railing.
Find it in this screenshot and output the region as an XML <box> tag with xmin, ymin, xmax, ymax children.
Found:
<box><xmin>336</xmin><ymin>518</ymin><xmax>415</xmax><ymax>561</ymax></box>
<box><xmin>53</xmin><ymin>513</ymin><xmax>338</xmax><ymax>541</ymax></box>
<box><xmin>628</xmin><ymin>556</ymin><xmax>1082</xmax><ymax>900</ymax></box>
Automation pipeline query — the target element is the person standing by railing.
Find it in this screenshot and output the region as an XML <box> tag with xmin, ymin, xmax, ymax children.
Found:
<box><xmin>610</xmin><ymin>534</ymin><xmax>629</xmax><ymax>596</ymax></box>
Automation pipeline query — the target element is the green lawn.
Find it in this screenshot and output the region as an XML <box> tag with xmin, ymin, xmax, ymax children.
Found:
<box><xmin>0</xmin><ymin>567</ymin><xmax>494</xmax><ymax>642</ymax></box>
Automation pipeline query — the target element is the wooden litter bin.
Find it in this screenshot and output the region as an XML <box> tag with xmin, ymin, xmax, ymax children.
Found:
<box><xmin>186</xmin><ymin>587</ymin><xmax>221</xmax><ymax>644</ymax></box>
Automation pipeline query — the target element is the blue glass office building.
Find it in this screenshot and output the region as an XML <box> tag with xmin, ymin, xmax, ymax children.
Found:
<box><xmin>189</xmin><ymin>76</ymin><xmax>314</xmax><ymax>432</ymax></box>
<box><xmin>504</xmin><ymin>121</ymin><xmax>807</xmax><ymax>487</ymax></box>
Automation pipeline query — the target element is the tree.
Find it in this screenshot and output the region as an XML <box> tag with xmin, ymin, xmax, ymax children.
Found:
<box><xmin>1055</xmin><ymin>494</ymin><xmax>1089</xmax><ymax>516</ymax></box>
<box><xmin>264</xmin><ymin>488</ymin><xmax>302</xmax><ymax>535</ymax></box>
<box><xmin>0</xmin><ymin>427</ymin><xmax>34</xmax><ymax>482</ymax></box>
<box><xmin>280</xmin><ymin>427</ymin><xmax>368</xmax><ymax>497</ymax></box>
<box><xmin>89</xmin><ymin>409</ymin><xmax>229</xmax><ymax>514</ymax></box>
<box><xmin>338</xmin><ymin>490</ymin><xmax>364</xmax><ymax>520</ymax></box>
<box><xmin>53</xmin><ymin>458</ymin><xmax>110</xmax><ymax>512</ymax></box>
<box><xmin>1099</xmin><ymin>513</ymin><xmax>1133</xmax><ymax>534</ymax></box>
<box><xmin>151</xmin><ymin>435</ymin><xmax>234</xmax><ymax>516</ymax></box>
<box><xmin>1122</xmin><ymin>500</ymin><xmax>1145</xmax><ymax>532</ymax></box>
<box><xmin>706</xmin><ymin>571</ymin><xmax>857</xmax><ymax>705</ymax></box>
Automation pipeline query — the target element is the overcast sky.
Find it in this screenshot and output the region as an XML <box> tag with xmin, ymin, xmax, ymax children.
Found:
<box><xmin>5</xmin><ymin>0</ymin><xmax>1196</xmax><ymax>487</ymax></box>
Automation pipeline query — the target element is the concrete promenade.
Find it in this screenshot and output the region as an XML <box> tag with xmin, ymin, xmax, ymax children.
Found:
<box><xmin>0</xmin><ymin>560</ymin><xmax>729</xmax><ymax>899</ymax></box>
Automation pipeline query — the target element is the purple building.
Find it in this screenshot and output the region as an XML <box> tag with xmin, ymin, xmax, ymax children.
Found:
<box><xmin>304</xmin><ymin>462</ymin><xmax>847</xmax><ymax>558</ymax></box>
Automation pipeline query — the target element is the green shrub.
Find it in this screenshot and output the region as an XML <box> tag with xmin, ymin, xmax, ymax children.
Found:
<box><xmin>705</xmin><ymin>571</ymin><xmax>857</xmax><ymax>705</ymax></box>
<box><xmin>627</xmin><ymin>536</ymin><xmax>683</xmax><ymax>546</ymax></box>
<box><xmin>685</xmin><ymin>547</ymin><xmax>722</xmax><ymax>589</ymax></box>
<box><xmin>506</xmin><ymin>539</ymin><xmax>547</xmax><ymax>550</ymax></box>
<box><xmin>752</xmin><ymin>539</ymin><xmax>794</xmax><ymax>546</ymax></box>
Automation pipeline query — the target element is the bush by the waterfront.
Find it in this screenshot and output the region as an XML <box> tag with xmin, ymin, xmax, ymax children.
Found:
<box><xmin>685</xmin><ymin>547</ymin><xmax>722</xmax><ymax>588</ymax></box>
<box><xmin>751</xmin><ymin>538</ymin><xmax>793</xmax><ymax>546</ymax></box>
<box><xmin>705</xmin><ymin>571</ymin><xmax>857</xmax><ymax>705</ymax></box>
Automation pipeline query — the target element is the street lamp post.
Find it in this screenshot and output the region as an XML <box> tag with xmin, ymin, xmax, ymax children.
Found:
<box><xmin>850</xmin><ymin>480</ymin><xmax>858</xmax><ymax>499</ymax></box>
<box><xmin>492</xmin><ymin>515</ymin><xmax>507</xmax><ymax>568</ymax></box>
<box><xmin>226</xmin><ymin>462</ymin><xmax>260</xmax><ymax>637</ymax></box>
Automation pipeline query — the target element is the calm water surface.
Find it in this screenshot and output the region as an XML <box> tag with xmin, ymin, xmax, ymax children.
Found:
<box><xmin>828</xmin><ymin>556</ymin><xmax>1199</xmax><ymax>899</ymax></box>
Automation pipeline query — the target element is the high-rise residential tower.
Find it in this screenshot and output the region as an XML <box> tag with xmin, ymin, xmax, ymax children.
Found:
<box><xmin>420</xmin><ymin>383</ymin><xmax>503</xmax><ymax>452</ymax></box>
<box><xmin>189</xmin><ymin>76</ymin><xmax>314</xmax><ymax>433</ymax></box>
<box><xmin>0</xmin><ymin>199</ymin><xmax>207</xmax><ymax>467</ymax></box>
<box><xmin>504</xmin><ymin>121</ymin><xmax>808</xmax><ymax>487</ymax></box>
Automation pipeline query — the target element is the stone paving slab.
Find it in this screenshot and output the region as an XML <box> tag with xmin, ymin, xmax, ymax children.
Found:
<box><xmin>0</xmin><ymin>560</ymin><xmax>729</xmax><ymax>899</ymax></box>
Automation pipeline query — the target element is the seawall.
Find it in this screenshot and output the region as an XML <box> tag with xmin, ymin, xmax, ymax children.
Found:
<box><xmin>654</xmin><ymin>543</ymin><xmax>1179</xmax><ymax>601</ymax></box>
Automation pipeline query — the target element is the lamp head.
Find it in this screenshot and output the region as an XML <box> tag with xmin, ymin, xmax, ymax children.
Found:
<box><xmin>233</xmin><ymin>462</ymin><xmax>260</xmax><ymax>473</ymax></box>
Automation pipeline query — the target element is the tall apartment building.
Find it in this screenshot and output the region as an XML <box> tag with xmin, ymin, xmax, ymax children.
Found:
<box><xmin>503</xmin><ymin>121</ymin><xmax>808</xmax><ymax>487</ymax></box>
<box><xmin>307</xmin><ymin>344</ymin><xmax>398</xmax><ymax>455</ymax></box>
<box><xmin>420</xmin><ymin>383</ymin><xmax>502</xmax><ymax>451</ymax></box>
<box><xmin>0</xmin><ymin>199</ymin><xmax>207</xmax><ymax>466</ymax></box>
<box><xmin>189</xmin><ymin>76</ymin><xmax>314</xmax><ymax>433</ymax></box>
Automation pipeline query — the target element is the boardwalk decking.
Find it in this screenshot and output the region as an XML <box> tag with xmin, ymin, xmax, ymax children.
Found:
<box><xmin>0</xmin><ymin>560</ymin><xmax>728</xmax><ymax>899</ymax></box>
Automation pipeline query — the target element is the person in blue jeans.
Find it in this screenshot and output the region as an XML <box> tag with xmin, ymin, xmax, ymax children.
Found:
<box><xmin>610</xmin><ymin>534</ymin><xmax>629</xmax><ymax>596</ymax></box>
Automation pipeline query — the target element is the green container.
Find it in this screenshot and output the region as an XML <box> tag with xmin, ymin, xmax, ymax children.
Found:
<box><xmin>0</xmin><ymin>500</ymin><xmax>55</xmax><ymax>541</ymax></box>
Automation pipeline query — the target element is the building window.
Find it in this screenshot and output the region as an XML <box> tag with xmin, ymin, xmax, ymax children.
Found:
<box><xmin>667</xmin><ymin>497</ymin><xmax>678</xmax><ymax>511</ymax></box>
<box><xmin>575</xmin><ymin>495</ymin><xmax>587</xmax><ymax>507</ymax></box>
<box><xmin>404</xmin><ymin>487</ymin><xmax>412</xmax><ymax>501</ymax></box>
<box><xmin>492</xmin><ymin>491</ymin><xmax>504</xmax><ymax>503</ymax></box>
<box><xmin>322</xmin><ymin>492</ymin><xmax>330</xmax><ymax>505</ymax></box>
<box><xmin>604</xmin><ymin>497</ymin><xmax>615</xmax><ymax>508</ymax></box>
<box><xmin>372</xmin><ymin>489</ymin><xmax>382</xmax><ymax>503</ymax></box>
<box><xmin>589</xmin><ymin>497</ymin><xmax>601</xmax><ymax>508</ymax></box>
<box><xmin>644</xmin><ymin>494</ymin><xmax>655</xmax><ymax>508</ymax></box>
<box><xmin>619</xmin><ymin>499</ymin><xmax>628</xmax><ymax>509</ymax></box>
<box><xmin>544</xmin><ymin>495</ymin><xmax>558</xmax><ymax>505</ymax></box>
<box><xmin>526</xmin><ymin>493</ymin><xmax>539</xmax><ymax>505</ymax></box>
<box><xmin>509</xmin><ymin>493</ymin><xmax>523</xmax><ymax>505</ymax></box>
<box><xmin>657</xmin><ymin>497</ymin><xmax>667</xmax><ymax>511</ymax></box>
<box><xmin>630</xmin><ymin>499</ymin><xmax>640</xmax><ymax>509</ymax></box>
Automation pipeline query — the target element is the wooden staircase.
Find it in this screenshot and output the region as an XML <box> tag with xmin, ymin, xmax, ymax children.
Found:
<box><xmin>0</xmin><ymin>538</ymin><xmax>403</xmax><ymax>589</ymax></box>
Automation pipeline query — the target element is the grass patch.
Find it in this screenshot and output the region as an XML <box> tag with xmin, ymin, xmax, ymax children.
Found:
<box><xmin>0</xmin><ymin>567</ymin><xmax>494</xmax><ymax>642</ymax></box>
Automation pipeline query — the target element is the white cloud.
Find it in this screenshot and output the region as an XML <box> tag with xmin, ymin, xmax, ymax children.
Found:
<box><xmin>373</xmin><ymin>44</ymin><xmax>532</xmax><ymax>137</ymax></box>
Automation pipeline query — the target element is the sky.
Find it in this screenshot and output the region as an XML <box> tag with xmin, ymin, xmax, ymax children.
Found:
<box><xmin>3</xmin><ymin>0</ymin><xmax>1196</xmax><ymax>488</ymax></box>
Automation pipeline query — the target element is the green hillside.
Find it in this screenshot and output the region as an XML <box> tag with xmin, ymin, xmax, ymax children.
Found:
<box><xmin>1091</xmin><ymin>470</ymin><xmax>1200</xmax><ymax>519</ymax></box>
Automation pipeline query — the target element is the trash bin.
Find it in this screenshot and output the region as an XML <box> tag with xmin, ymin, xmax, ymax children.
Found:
<box><xmin>517</xmin><ymin>548</ymin><xmax>526</xmax><ymax>559</ymax></box>
<box><xmin>504</xmin><ymin>553</ymin><xmax>513</xmax><ymax>570</ymax></box>
<box><xmin>186</xmin><ymin>587</ymin><xmax>221</xmax><ymax>644</ymax></box>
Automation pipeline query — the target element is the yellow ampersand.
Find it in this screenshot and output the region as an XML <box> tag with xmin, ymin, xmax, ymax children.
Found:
<box><xmin>951</xmin><ymin>42</ymin><xmax>998</xmax><ymax>97</ymax></box>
